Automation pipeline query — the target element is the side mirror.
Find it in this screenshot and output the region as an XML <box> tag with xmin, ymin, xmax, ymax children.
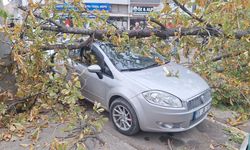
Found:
<box><xmin>87</xmin><ymin>65</ymin><xmax>103</xmax><ymax>79</ymax></box>
<box><xmin>88</xmin><ymin>65</ymin><xmax>101</xmax><ymax>73</ymax></box>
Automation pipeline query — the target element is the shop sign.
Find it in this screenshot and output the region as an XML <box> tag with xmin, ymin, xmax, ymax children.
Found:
<box><xmin>85</xmin><ymin>3</ymin><xmax>111</xmax><ymax>12</ymax></box>
<box><xmin>132</xmin><ymin>6</ymin><xmax>154</xmax><ymax>14</ymax></box>
<box><xmin>55</xmin><ymin>3</ymin><xmax>111</xmax><ymax>12</ymax></box>
<box><xmin>55</xmin><ymin>3</ymin><xmax>78</xmax><ymax>11</ymax></box>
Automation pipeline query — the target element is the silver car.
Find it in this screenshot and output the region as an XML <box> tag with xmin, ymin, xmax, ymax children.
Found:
<box><xmin>66</xmin><ymin>42</ymin><xmax>212</xmax><ymax>135</ymax></box>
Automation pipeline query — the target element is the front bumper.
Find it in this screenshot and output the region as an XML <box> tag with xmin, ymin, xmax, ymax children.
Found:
<box><xmin>132</xmin><ymin>94</ymin><xmax>212</xmax><ymax>132</ymax></box>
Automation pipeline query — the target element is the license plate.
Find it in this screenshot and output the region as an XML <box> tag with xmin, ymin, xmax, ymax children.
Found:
<box><xmin>193</xmin><ymin>103</ymin><xmax>211</xmax><ymax>120</ymax></box>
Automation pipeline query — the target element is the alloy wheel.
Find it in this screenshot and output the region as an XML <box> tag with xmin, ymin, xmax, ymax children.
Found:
<box><xmin>112</xmin><ymin>104</ymin><xmax>132</xmax><ymax>131</ymax></box>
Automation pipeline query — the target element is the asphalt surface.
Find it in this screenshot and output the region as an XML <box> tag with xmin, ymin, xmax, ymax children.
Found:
<box><xmin>0</xmin><ymin>104</ymin><xmax>244</xmax><ymax>150</ymax></box>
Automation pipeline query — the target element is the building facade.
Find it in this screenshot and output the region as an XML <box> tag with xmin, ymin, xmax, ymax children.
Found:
<box><xmin>84</xmin><ymin>0</ymin><xmax>130</xmax><ymax>30</ymax></box>
<box><xmin>3</xmin><ymin>0</ymin><xmax>163</xmax><ymax>30</ymax></box>
<box><xmin>1</xmin><ymin>0</ymin><xmax>23</xmax><ymax>22</ymax></box>
<box><xmin>130</xmin><ymin>0</ymin><xmax>161</xmax><ymax>29</ymax></box>
<box><xmin>54</xmin><ymin>0</ymin><xmax>162</xmax><ymax>30</ymax></box>
<box><xmin>83</xmin><ymin>0</ymin><xmax>162</xmax><ymax>29</ymax></box>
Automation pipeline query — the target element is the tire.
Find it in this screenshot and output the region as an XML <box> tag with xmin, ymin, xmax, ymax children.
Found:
<box><xmin>110</xmin><ymin>98</ymin><xmax>140</xmax><ymax>135</ymax></box>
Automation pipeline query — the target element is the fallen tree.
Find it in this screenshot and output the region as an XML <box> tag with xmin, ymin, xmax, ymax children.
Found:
<box><xmin>0</xmin><ymin>0</ymin><xmax>249</xmax><ymax>147</ymax></box>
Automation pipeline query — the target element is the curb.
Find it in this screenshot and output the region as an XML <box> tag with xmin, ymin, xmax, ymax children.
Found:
<box><xmin>206</xmin><ymin>117</ymin><xmax>248</xmax><ymax>150</ymax></box>
<box><xmin>206</xmin><ymin>117</ymin><xmax>247</xmax><ymax>136</ymax></box>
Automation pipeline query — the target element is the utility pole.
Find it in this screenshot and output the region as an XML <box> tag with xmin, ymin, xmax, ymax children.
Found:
<box><xmin>128</xmin><ymin>0</ymin><xmax>131</xmax><ymax>30</ymax></box>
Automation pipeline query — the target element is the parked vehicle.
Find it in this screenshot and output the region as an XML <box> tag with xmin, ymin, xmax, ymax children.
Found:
<box><xmin>240</xmin><ymin>134</ymin><xmax>249</xmax><ymax>150</ymax></box>
<box><xmin>52</xmin><ymin>41</ymin><xmax>212</xmax><ymax>135</ymax></box>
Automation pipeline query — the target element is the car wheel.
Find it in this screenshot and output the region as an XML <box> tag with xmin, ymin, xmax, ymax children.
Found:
<box><xmin>110</xmin><ymin>98</ymin><xmax>140</xmax><ymax>135</ymax></box>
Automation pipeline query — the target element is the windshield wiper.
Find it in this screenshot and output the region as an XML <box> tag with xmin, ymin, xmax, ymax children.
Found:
<box><xmin>164</xmin><ymin>61</ymin><xmax>170</xmax><ymax>64</ymax></box>
<box><xmin>120</xmin><ymin>68</ymin><xmax>144</xmax><ymax>72</ymax></box>
<box><xmin>121</xmin><ymin>63</ymin><xmax>161</xmax><ymax>72</ymax></box>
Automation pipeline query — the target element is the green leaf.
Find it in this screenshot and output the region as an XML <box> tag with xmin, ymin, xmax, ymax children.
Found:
<box><xmin>75</xmin><ymin>81</ymin><xmax>81</xmax><ymax>88</ymax></box>
<box><xmin>0</xmin><ymin>9</ymin><xmax>8</xmax><ymax>19</ymax></box>
<box><xmin>61</xmin><ymin>89</ymin><xmax>70</xmax><ymax>95</ymax></box>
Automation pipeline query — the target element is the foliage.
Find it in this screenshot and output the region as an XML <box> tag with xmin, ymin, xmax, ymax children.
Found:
<box><xmin>186</xmin><ymin>1</ymin><xmax>250</xmax><ymax>112</ymax></box>
<box><xmin>223</xmin><ymin>128</ymin><xmax>245</xmax><ymax>144</ymax></box>
<box><xmin>0</xmin><ymin>0</ymin><xmax>108</xmax><ymax>146</ymax></box>
<box><xmin>0</xmin><ymin>0</ymin><xmax>249</xmax><ymax>147</ymax></box>
<box><xmin>0</xmin><ymin>8</ymin><xmax>8</xmax><ymax>19</ymax></box>
<box><xmin>160</xmin><ymin>0</ymin><xmax>250</xmax><ymax>113</ymax></box>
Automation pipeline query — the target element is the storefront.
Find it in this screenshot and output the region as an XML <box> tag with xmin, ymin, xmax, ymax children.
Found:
<box><xmin>130</xmin><ymin>6</ymin><xmax>154</xmax><ymax>29</ymax></box>
<box><xmin>130</xmin><ymin>0</ymin><xmax>161</xmax><ymax>29</ymax></box>
<box><xmin>54</xmin><ymin>0</ymin><xmax>161</xmax><ymax>30</ymax></box>
<box><xmin>55</xmin><ymin>2</ymin><xmax>129</xmax><ymax>30</ymax></box>
<box><xmin>84</xmin><ymin>0</ymin><xmax>130</xmax><ymax>29</ymax></box>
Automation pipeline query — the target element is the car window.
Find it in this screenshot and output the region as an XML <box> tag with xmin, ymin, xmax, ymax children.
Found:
<box><xmin>100</xmin><ymin>44</ymin><xmax>167</xmax><ymax>71</ymax></box>
<box><xmin>69</xmin><ymin>46</ymin><xmax>113</xmax><ymax>78</ymax></box>
<box><xmin>69</xmin><ymin>47</ymin><xmax>99</xmax><ymax>66</ymax></box>
<box><xmin>69</xmin><ymin>49</ymin><xmax>81</xmax><ymax>61</ymax></box>
<box><xmin>82</xmin><ymin>48</ymin><xmax>99</xmax><ymax>66</ymax></box>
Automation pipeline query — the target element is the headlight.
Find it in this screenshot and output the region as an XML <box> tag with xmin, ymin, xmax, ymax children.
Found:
<box><xmin>142</xmin><ymin>91</ymin><xmax>182</xmax><ymax>108</ymax></box>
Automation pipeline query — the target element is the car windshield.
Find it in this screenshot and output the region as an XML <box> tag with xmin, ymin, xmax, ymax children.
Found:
<box><xmin>100</xmin><ymin>44</ymin><xmax>167</xmax><ymax>71</ymax></box>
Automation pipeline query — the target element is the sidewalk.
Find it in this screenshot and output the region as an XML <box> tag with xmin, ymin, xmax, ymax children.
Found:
<box><xmin>210</xmin><ymin>107</ymin><xmax>250</xmax><ymax>133</ymax></box>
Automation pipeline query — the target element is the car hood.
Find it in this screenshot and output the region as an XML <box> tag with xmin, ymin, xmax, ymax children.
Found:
<box><xmin>123</xmin><ymin>62</ymin><xmax>209</xmax><ymax>101</ymax></box>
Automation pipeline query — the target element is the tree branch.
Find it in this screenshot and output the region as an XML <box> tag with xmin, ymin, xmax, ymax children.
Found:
<box><xmin>18</xmin><ymin>5</ymin><xmax>118</xmax><ymax>29</ymax></box>
<box><xmin>40</xmin><ymin>25</ymin><xmax>222</xmax><ymax>39</ymax></box>
<box><xmin>18</xmin><ymin>5</ymin><xmax>64</xmax><ymax>28</ymax></box>
<box><xmin>172</xmin><ymin>0</ymin><xmax>205</xmax><ymax>23</ymax></box>
<box><xmin>149</xmin><ymin>17</ymin><xmax>167</xmax><ymax>30</ymax></box>
<box><xmin>235</xmin><ymin>29</ymin><xmax>250</xmax><ymax>39</ymax></box>
<box><xmin>211</xmin><ymin>51</ymin><xmax>245</xmax><ymax>62</ymax></box>
<box><xmin>41</xmin><ymin>36</ymin><xmax>93</xmax><ymax>50</ymax></box>
<box><xmin>18</xmin><ymin>4</ymin><xmax>249</xmax><ymax>41</ymax></box>
<box><xmin>6</xmin><ymin>92</ymin><xmax>44</xmax><ymax>113</ymax></box>
<box><xmin>171</xmin><ymin>0</ymin><xmax>249</xmax><ymax>39</ymax></box>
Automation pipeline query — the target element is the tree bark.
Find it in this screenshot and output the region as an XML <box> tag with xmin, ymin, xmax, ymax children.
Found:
<box><xmin>40</xmin><ymin>25</ymin><xmax>222</xmax><ymax>39</ymax></box>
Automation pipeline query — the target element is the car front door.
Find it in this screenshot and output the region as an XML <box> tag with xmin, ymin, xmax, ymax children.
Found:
<box><xmin>71</xmin><ymin>45</ymin><xmax>113</xmax><ymax>107</ymax></box>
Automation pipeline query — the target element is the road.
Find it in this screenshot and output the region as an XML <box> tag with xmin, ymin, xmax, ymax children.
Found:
<box><xmin>99</xmin><ymin>113</ymin><xmax>241</xmax><ymax>150</ymax></box>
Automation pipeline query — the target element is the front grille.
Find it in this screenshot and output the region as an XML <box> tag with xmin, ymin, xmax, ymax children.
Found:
<box><xmin>187</xmin><ymin>90</ymin><xmax>211</xmax><ymax>110</ymax></box>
